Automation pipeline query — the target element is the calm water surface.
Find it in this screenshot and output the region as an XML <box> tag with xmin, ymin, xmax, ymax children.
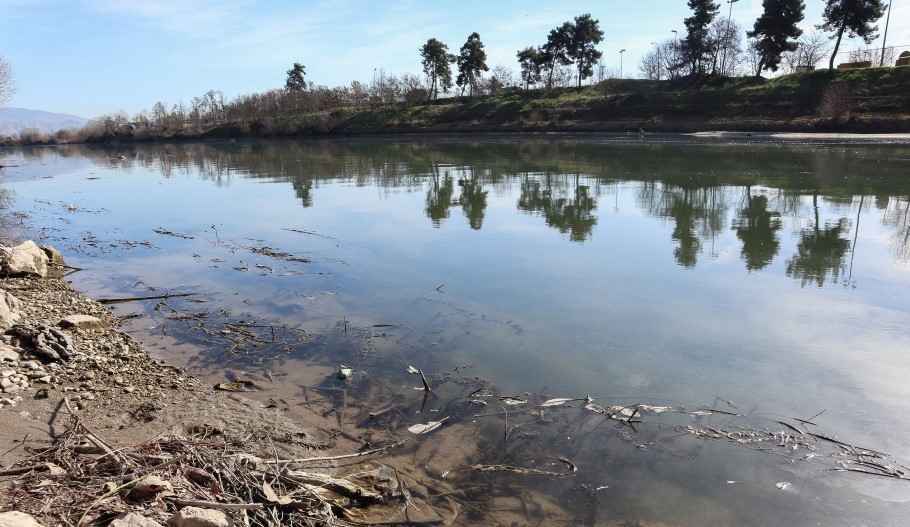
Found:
<box><xmin>3</xmin><ymin>136</ymin><xmax>910</xmax><ymax>525</ymax></box>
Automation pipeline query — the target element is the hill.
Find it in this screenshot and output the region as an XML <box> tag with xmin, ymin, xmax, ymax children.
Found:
<box><xmin>0</xmin><ymin>108</ymin><xmax>89</xmax><ymax>135</ymax></box>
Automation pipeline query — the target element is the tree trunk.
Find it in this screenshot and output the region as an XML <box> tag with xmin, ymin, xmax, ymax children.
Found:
<box><xmin>829</xmin><ymin>24</ymin><xmax>846</xmax><ymax>70</ymax></box>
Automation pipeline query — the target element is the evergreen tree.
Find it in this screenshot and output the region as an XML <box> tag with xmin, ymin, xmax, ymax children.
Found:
<box><xmin>284</xmin><ymin>63</ymin><xmax>306</xmax><ymax>92</ymax></box>
<box><xmin>679</xmin><ymin>0</ymin><xmax>720</xmax><ymax>76</ymax></box>
<box><xmin>420</xmin><ymin>38</ymin><xmax>454</xmax><ymax>100</ymax></box>
<box><xmin>819</xmin><ymin>0</ymin><xmax>886</xmax><ymax>70</ymax></box>
<box><xmin>748</xmin><ymin>0</ymin><xmax>805</xmax><ymax>74</ymax></box>
<box><xmin>456</xmin><ymin>32</ymin><xmax>489</xmax><ymax>97</ymax></box>
<box><xmin>540</xmin><ymin>22</ymin><xmax>573</xmax><ymax>89</ymax></box>
<box><xmin>516</xmin><ymin>47</ymin><xmax>542</xmax><ymax>90</ymax></box>
<box><xmin>566</xmin><ymin>14</ymin><xmax>604</xmax><ymax>87</ymax></box>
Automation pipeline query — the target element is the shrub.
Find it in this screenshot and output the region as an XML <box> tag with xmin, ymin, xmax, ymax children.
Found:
<box><xmin>818</xmin><ymin>83</ymin><xmax>853</xmax><ymax>119</ymax></box>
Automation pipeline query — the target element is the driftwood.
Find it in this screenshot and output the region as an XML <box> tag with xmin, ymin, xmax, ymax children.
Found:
<box><xmin>469</xmin><ymin>456</ymin><xmax>577</xmax><ymax>478</ymax></box>
<box><xmin>97</xmin><ymin>292</ymin><xmax>196</xmax><ymax>304</ymax></box>
<box><xmin>10</xmin><ymin>323</ymin><xmax>75</xmax><ymax>362</ymax></box>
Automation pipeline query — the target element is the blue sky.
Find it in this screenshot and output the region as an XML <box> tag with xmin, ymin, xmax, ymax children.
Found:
<box><xmin>1</xmin><ymin>0</ymin><xmax>907</xmax><ymax>119</ymax></box>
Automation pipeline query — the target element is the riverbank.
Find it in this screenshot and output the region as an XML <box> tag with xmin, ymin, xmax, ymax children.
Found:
<box><xmin>7</xmin><ymin>67</ymin><xmax>909</xmax><ymax>146</ymax></box>
<box><xmin>0</xmin><ymin>244</ymin><xmax>381</xmax><ymax>526</ymax></box>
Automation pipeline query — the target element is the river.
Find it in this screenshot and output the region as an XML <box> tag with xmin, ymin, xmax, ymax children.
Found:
<box><xmin>2</xmin><ymin>135</ymin><xmax>910</xmax><ymax>525</ymax></box>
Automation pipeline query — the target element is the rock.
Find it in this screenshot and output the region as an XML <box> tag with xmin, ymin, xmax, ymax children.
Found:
<box><xmin>0</xmin><ymin>511</ymin><xmax>45</xmax><ymax>527</ymax></box>
<box><xmin>0</xmin><ymin>289</ymin><xmax>22</xmax><ymax>330</ymax></box>
<box><xmin>167</xmin><ymin>507</ymin><xmax>233</xmax><ymax>527</ymax></box>
<box><xmin>59</xmin><ymin>314</ymin><xmax>106</xmax><ymax>331</ymax></box>
<box><xmin>0</xmin><ymin>345</ymin><xmax>21</xmax><ymax>363</ymax></box>
<box><xmin>40</xmin><ymin>245</ymin><xmax>64</xmax><ymax>265</ymax></box>
<box><xmin>110</xmin><ymin>513</ymin><xmax>164</xmax><ymax>527</ymax></box>
<box><xmin>0</xmin><ymin>240</ymin><xmax>49</xmax><ymax>278</ymax></box>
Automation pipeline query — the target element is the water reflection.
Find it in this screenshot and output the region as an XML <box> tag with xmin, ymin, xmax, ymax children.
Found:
<box><xmin>6</xmin><ymin>137</ymin><xmax>910</xmax><ymax>526</ymax></box>
<box><xmin>733</xmin><ymin>189</ymin><xmax>781</xmax><ymax>271</ymax></box>
<box><xmin>9</xmin><ymin>138</ymin><xmax>910</xmax><ymax>281</ymax></box>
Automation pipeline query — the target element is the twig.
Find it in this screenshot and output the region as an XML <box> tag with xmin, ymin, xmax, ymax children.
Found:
<box><xmin>417</xmin><ymin>368</ymin><xmax>431</xmax><ymax>392</ymax></box>
<box><xmin>260</xmin><ymin>439</ymin><xmax>410</xmax><ymax>465</ymax></box>
<box><xmin>97</xmin><ymin>292</ymin><xmax>196</xmax><ymax>304</ymax></box>
<box><xmin>0</xmin><ymin>464</ymin><xmax>47</xmax><ymax>476</ymax></box>
<box><xmin>63</xmin><ymin>398</ymin><xmax>123</xmax><ymax>469</ymax></box>
<box><xmin>165</xmin><ymin>497</ymin><xmax>264</xmax><ymax>510</ymax></box>
<box><xmin>77</xmin><ymin>476</ymin><xmax>143</xmax><ymax>527</ymax></box>
<box><xmin>468</xmin><ymin>459</ymin><xmax>577</xmax><ymax>478</ymax></box>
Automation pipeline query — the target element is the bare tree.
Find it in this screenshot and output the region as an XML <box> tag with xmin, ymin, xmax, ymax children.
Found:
<box><xmin>710</xmin><ymin>17</ymin><xmax>744</xmax><ymax>76</ymax></box>
<box><xmin>781</xmin><ymin>30</ymin><xmax>832</xmax><ymax>72</ymax></box>
<box><xmin>0</xmin><ymin>56</ymin><xmax>15</xmax><ymax>108</ymax></box>
<box><xmin>745</xmin><ymin>39</ymin><xmax>764</xmax><ymax>76</ymax></box>
<box><xmin>639</xmin><ymin>40</ymin><xmax>681</xmax><ymax>80</ymax></box>
<box><xmin>848</xmin><ymin>45</ymin><xmax>893</xmax><ymax>65</ymax></box>
<box><xmin>639</xmin><ymin>47</ymin><xmax>663</xmax><ymax>80</ymax></box>
<box><xmin>595</xmin><ymin>58</ymin><xmax>608</xmax><ymax>83</ymax></box>
<box><xmin>486</xmin><ymin>64</ymin><xmax>515</xmax><ymax>94</ymax></box>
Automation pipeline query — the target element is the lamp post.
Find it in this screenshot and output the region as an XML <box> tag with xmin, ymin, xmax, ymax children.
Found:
<box><xmin>652</xmin><ymin>42</ymin><xmax>660</xmax><ymax>80</ymax></box>
<box><xmin>880</xmin><ymin>1</ymin><xmax>892</xmax><ymax>67</ymax></box>
<box><xmin>721</xmin><ymin>0</ymin><xmax>739</xmax><ymax>75</ymax></box>
<box><xmin>620</xmin><ymin>49</ymin><xmax>626</xmax><ymax>79</ymax></box>
<box><xmin>671</xmin><ymin>30</ymin><xmax>677</xmax><ymax>42</ymax></box>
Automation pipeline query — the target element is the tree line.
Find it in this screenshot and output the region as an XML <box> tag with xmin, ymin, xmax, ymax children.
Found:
<box><xmin>3</xmin><ymin>0</ymin><xmax>892</xmax><ymax>144</ymax></box>
<box><xmin>640</xmin><ymin>0</ymin><xmax>888</xmax><ymax>81</ymax></box>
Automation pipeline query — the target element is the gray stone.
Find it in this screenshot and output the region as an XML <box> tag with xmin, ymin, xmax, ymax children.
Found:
<box><xmin>0</xmin><ymin>240</ymin><xmax>49</xmax><ymax>278</ymax></box>
<box><xmin>167</xmin><ymin>507</ymin><xmax>233</xmax><ymax>527</ymax></box>
<box><xmin>0</xmin><ymin>345</ymin><xmax>19</xmax><ymax>363</ymax></box>
<box><xmin>0</xmin><ymin>511</ymin><xmax>45</xmax><ymax>527</ymax></box>
<box><xmin>40</xmin><ymin>245</ymin><xmax>64</xmax><ymax>264</ymax></box>
<box><xmin>59</xmin><ymin>314</ymin><xmax>106</xmax><ymax>330</ymax></box>
<box><xmin>110</xmin><ymin>513</ymin><xmax>164</xmax><ymax>527</ymax></box>
<box><xmin>0</xmin><ymin>289</ymin><xmax>22</xmax><ymax>330</ymax></box>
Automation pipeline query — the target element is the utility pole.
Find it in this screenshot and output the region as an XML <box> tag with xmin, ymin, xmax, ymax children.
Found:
<box><xmin>880</xmin><ymin>1</ymin><xmax>892</xmax><ymax>67</ymax></box>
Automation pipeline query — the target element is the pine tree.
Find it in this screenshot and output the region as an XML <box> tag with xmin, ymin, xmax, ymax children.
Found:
<box><xmin>566</xmin><ymin>14</ymin><xmax>604</xmax><ymax>87</ymax></box>
<box><xmin>516</xmin><ymin>47</ymin><xmax>542</xmax><ymax>90</ymax></box>
<box><xmin>679</xmin><ymin>0</ymin><xmax>720</xmax><ymax>77</ymax></box>
<box><xmin>748</xmin><ymin>0</ymin><xmax>805</xmax><ymax>74</ymax></box>
<box><xmin>285</xmin><ymin>63</ymin><xmax>306</xmax><ymax>92</ymax></box>
<box><xmin>421</xmin><ymin>39</ymin><xmax>454</xmax><ymax>100</ymax></box>
<box><xmin>456</xmin><ymin>32</ymin><xmax>489</xmax><ymax>97</ymax></box>
<box><xmin>819</xmin><ymin>0</ymin><xmax>886</xmax><ymax>70</ymax></box>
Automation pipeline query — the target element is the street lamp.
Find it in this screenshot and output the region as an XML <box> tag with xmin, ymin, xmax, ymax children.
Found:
<box><xmin>671</xmin><ymin>30</ymin><xmax>678</xmax><ymax>42</ymax></box>
<box><xmin>721</xmin><ymin>0</ymin><xmax>740</xmax><ymax>75</ymax></box>
<box><xmin>620</xmin><ymin>49</ymin><xmax>627</xmax><ymax>79</ymax></box>
<box><xmin>652</xmin><ymin>42</ymin><xmax>660</xmax><ymax>80</ymax></box>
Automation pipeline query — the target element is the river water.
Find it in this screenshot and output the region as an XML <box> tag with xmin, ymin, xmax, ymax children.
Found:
<box><xmin>2</xmin><ymin>136</ymin><xmax>910</xmax><ymax>525</ymax></box>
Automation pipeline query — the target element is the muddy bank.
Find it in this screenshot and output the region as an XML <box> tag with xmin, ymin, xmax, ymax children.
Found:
<box><xmin>0</xmin><ymin>244</ymin><xmax>590</xmax><ymax>526</ymax></box>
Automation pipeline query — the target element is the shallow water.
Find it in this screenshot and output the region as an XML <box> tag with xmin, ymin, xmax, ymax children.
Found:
<box><xmin>3</xmin><ymin>136</ymin><xmax>910</xmax><ymax>525</ymax></box>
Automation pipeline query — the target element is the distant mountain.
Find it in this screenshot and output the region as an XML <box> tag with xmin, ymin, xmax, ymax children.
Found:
<box><xmin>0</xmin><ymin>107</ymin><xmax>89</xmax><ymax>135</ymax></box>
